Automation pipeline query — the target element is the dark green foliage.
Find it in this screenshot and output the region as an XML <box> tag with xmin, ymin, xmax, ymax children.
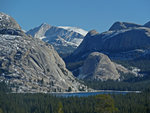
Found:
<box><xmin>58</xmin><ymin>101</ymin><xmax>64</xmax><ymax>113</ymax></box>
<box><xmin>0</xmin><ymin>81</ymin><xmax>150</xmax><ymax>113</ymax></box>
<box><xmin>67</xmin><ymin>87</ymin><xmax>72</xmax><ymax>92</ymax></box>
<box><xmin>95</xmin><ymin>95</ymin><xmax>118</xmax><ymax>113</ymax></box>
<box><xmin>0</xmin><ymin>87</ymin><xmax>150</xmax><ymax>113</ymax></box>
<box><xmin>0</xmin><ymin>93</ymin><xmax>117</xmax><ymax>113</ymax></box>
<box><xmin>84</xmin><ymin>80</ymin><xmax>150</xmax><ymax>91</ymax></box>
<box><xmin>113</xmin><ymin>90</ymin><xmax>150</xmax><ymax>113</ymax></box>
<box><xmin>113</xmin><ymin>59</ymin><xmax>150</xmax><ymax>74</ymax></box>
<box><xmin>0</xmin><ymin>82</ymin><xmax>11</xmax><ymax>93</ymax></box>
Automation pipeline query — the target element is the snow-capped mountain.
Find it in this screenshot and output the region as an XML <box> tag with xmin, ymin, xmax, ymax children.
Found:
<box><xmin>26</xmin><ymin>23</ymin><xmax>88</xmax><ymax>54</ymax></box>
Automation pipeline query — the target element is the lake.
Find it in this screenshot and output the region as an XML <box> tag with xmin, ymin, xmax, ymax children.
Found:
<box><xmin>52</xmin><ymin>90</ymin><xmax>141</xmax><ymax>97</ymax></box>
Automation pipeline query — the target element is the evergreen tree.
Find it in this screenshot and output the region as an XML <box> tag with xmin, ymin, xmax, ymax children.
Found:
<box><xmin>58</xmin><ymin>101</ymin><xmax>64</xmax><ymax>113</ymax></box>
<box><xmin>95</xmin><ymin>95</ymin><xmax>118</xmax><ymax>113</ymax></box>
<box><xmin>0</xmin><ymin>108</ymin><xmax>3</xmax><ymax>113</ymax></box>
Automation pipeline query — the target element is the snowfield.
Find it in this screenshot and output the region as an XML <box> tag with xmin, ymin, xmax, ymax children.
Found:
<box><xmin>58</xmin><ymin>26</ymin><xmax>88</xmax><ymax>36</ymax></box>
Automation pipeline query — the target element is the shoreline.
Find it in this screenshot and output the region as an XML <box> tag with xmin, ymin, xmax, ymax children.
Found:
<box><xmin>11</xmin><ymin>90</ymin><xmax>141</xmax><ymax>94</ymax></box>
<box><xmin>49</xmin><ymin>90</ymin><xmax>141</xmax><ymax>94</ymax></box>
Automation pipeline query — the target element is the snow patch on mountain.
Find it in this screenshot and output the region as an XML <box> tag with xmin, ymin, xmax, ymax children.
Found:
<box><xmin>39</xmin><ymin>36</ymin><xmax>46</xmax><ymax>40</ymax></box>
<box><xmin>54</xmin><ymin>36</ymin><xmax>77</xmax><ymax>47</ymax></box>
<box><xmin>58</xmin><ymin>26</ymin><xmax>88</xmax><ymax>36</ymax></box>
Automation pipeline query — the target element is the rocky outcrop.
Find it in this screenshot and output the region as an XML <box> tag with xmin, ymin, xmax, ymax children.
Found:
<box><xmin>78</xmin><ymin>52</ymin><xmax>120</xmax><ymax>81</ymax></box>
<box><xmin>0</xmin><ymin>12</ymin><xmax>88</xmax><ymax>93</ymax></box>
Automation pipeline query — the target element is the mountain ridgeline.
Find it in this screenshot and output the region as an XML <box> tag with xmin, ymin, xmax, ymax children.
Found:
<box><xmin>66</xmin><ymin>21</ymin><xmax>150</xmax><ymax>81</ymax></box>
<box><xmin>70</xmin><ymin>23</ymin><xmax>150</xmax><ymax>61</ymax></box>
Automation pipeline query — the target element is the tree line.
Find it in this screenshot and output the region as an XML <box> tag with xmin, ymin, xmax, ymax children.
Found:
<box><xmin>0</xmin><ymin>82</ymin><xmax>150</xmax><ymax>113</ymax></box>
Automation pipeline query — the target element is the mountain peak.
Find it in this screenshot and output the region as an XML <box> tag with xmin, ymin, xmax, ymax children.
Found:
<box><xmin>40</xmin><ymin>22</ymin><xmax>50</xmax><ymax>26</ymax></box>
<box><xmin>27</xmin><ymin>24</ymin><xmax>86</xmax><ymax>54</ymax></box>
<box><xmin>39</xmin><ymin>23</ymin><xmax>51</xmax><ymax>28</ymax></box>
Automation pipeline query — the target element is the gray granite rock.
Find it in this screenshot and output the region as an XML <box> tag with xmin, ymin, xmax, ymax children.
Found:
<box><xmin>0</xmin><ymin>12</ymin><xmax>88</xmax><ymax>93</ymax></box>
<box><xmin>71</xmin><ymin>27</ymin><xmax>150</xmax><ymax>61</ymax></box>
<box><xmin>78</xmin><ymin>52</ymin><xmax>120</xmax><ymax>81</ymax></box>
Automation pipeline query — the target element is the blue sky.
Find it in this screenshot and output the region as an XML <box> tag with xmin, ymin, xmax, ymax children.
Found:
<box><xmin>0</xmin><ymin>0</ymin><xmax>150</xmax><ymax>33</ymax></box>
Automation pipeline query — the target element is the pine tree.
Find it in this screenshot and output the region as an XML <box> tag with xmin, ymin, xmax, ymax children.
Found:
<box><xmin>94</xmin><ymin>94</ymin><xmax>118</xmax><ymax>113</ymax></box>
<box><xmin>58</xmin><ymin>101</ymin><xmax>64</xmax><ymax>113</ymax></box>
<box><xmin>0</xmin><ymin>108</ymin><xmax>3</xmax><ymax>113</ymax></box>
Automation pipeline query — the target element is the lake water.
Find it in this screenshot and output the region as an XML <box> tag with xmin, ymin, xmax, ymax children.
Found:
<box><xmin>52</xmin><ymin>90</ymin><xmax>140</xmax><ymax>97</ymax></box>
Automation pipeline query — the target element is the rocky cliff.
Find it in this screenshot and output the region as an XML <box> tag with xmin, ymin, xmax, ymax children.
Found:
<box><xmin>0</xmin><ymin>12</ymin><xmax>87</xmax><ymax>93</ymax></box>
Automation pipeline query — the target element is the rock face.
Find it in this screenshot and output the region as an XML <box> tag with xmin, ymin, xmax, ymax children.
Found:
<box><xmin>26</xmin><ymin>23</ymin><xmax>51</xmax><ymax>40</ymax></box>
<box><xmin>0</xmin><ymin>12</ymin><xmax>87</xmax><ymax>93</ymax></box>
<box><xmin>70</xmin><ymin>22</ymin><xmax>150</xmax><ymax>61</ymax></box>
<box><xmin>26</xmin><ymin>23</ymin><xmax>87</xmax><ymax>54</ymax></box>
<box><xmin>78</xmin><ymin>52</ymin><xmax>120</xmax><ymax>81</ymax></box>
